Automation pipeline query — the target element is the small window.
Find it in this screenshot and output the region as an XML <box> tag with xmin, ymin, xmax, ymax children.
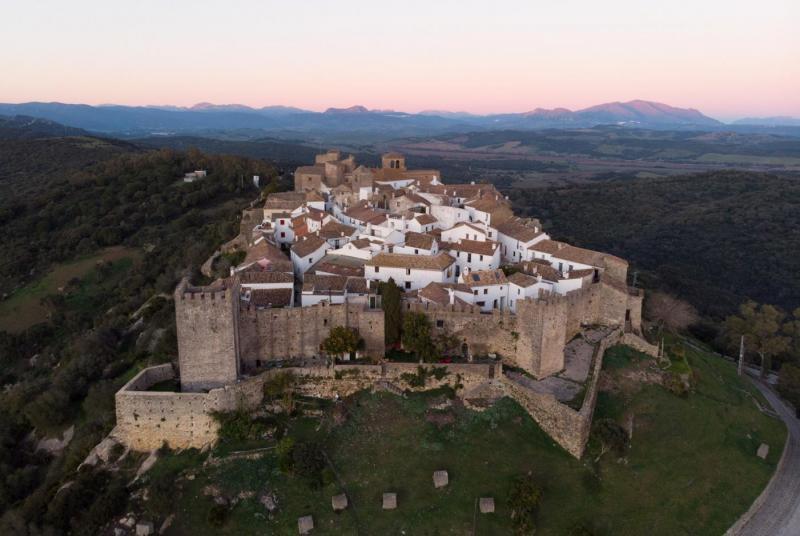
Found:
<box><xmin>323</xmin><ymin>319</ymin><xmax>328</xmax><ymax>326</ymax></box>
<box><xmin>308</xmin><ymin>257</ymin><xmax>313</xmax><ymax>264</ymax></box>
<box><xmin>436</xmin><ymin>320</ymin><xmax>444</xmax><ymax>328</ymax></box>
<box><xmin>375</xmin><ymin>266</ymin><xmax>379</xmax><ymax>273</ymax></box>
<box><xmin>280</xmin><ymin>219</ymin><xmax>285</xmax><ymax>225</ymax></box>
<box><xmin>414</xmin><ymin>249</ymin><xmax>419</xmax><ymax>255</ymax></box>
<box><xmin>406</xmin><ymin>268</ymin><xmax>411</xmax><ymax>275</ymax></box>
<box><xmin>483</xmin><ymin>289</ymin><xmax>488</xmax><ymax>294</ymax></box>
<box><xmin>479</xmin><ymin>255</ymin><xmax>484</xmax><ymax>261</ymax></box>
<box><xmin>280</xmin><ymin>232</ymin><xmax>285</xmax><ymax>238</ymax></box>
<box><xmin>405</xmin><ymin>281</ymin><xmax>411</xmax><ymax>289</ymax></box>
<box><xmin>473</xmin><ymin>290</ymin><xmax>478</xmax><ymax>295</ymax></box>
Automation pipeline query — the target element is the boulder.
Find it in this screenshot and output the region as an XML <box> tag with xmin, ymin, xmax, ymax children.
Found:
<box><xmin>479</xmin><ymin>497</ymin><xmax>495</xmax><ymax>513</ymax></box>
<box><xmin>433</xmin><ymin>470</ymin><xmax>449</xmax><ymax>488</ymax></box>
<box><xmin>757</xmin><ymin>443</ymin><xmax>770</xmax><ymax>460</ymax></box>
<box><xmin>135</xmin><ymin>521</ymin><xmax>154</xmax><ymax>536</ymax></box>
<box><xmin>382</xmin><ymin>492</ymin><xmax>397</xmax><ymax>510</ymax></box>
<box><xmin>332</xmin><ymin>493</ymin><xmax>348</xmax><ymax>511</ymax></box>
<box><xmin>298</xmin><ymin>515</ymin><xmax>314</xmax><ymax>534</ymax></box>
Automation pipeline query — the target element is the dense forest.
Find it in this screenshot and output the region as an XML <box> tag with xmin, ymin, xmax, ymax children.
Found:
<box><xmin>0</xmin><ymin>138</ymin><xmax>288</xmax><ymax>533</ymax></box>
<box><xmin>511</xmin><ymin>170</ymin><xmax>800</xmax><ymax>317</ymax></box>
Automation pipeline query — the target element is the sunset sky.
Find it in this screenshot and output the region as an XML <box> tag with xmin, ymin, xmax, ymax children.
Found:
<box><xmin>1</xmin><ymin>0</ymin><xmax>798</xmax><ymax>120</ymax></box>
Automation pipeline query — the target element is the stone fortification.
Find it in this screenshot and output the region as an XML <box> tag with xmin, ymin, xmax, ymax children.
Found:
<box><xmin>114</xmin><ymin>361</ymin><xmax>499</xmax><ymax>451</ymax></box>
<box><xmin>175</xmin><ymin>279</ymin><xmax>240</xmax><ymax>392</ymax></box>
<box><xmin>238</xmin><ymin>301</ymin><xmax>385</xmax><ymax>371</ymax></box>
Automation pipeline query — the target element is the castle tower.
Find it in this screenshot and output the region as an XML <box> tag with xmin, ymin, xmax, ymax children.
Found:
<box><xmin>515</xmin><ymin>296</ymin><xmax>568</xmax><ymax>378</ymax></box>
<box><xmin>175</xmin><ymin>278</ymin><xmax>240</xmax><ymax>392</ymax></box>
<box><xmin>381</xmin><ymin>152</ymin><xmax>406</xmax><ymax>171</ymax></box>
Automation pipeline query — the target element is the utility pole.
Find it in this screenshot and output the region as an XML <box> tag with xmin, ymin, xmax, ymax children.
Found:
<box><xmin>737</xmin><ymin>335</ymin><xmax>745</xmax><ymax>376</ymax></box>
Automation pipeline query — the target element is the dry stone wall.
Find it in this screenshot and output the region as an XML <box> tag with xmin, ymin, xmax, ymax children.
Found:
<box><xmin>114</xmin><ymin>361</ymin><xmax>498</xmax><ymax>451</ymax></box>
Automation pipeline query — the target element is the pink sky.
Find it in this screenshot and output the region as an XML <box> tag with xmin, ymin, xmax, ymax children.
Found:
<box><xmin>1</xmin><ymin>0</ymin><xmax>798</xmax><ymax>120</ymax></box>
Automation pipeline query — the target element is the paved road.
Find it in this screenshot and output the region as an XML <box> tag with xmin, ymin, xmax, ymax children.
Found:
<box><xmin>732</xmin><ymin>378</ymin><xmax>800</xmax><ymax>536</ymax></box>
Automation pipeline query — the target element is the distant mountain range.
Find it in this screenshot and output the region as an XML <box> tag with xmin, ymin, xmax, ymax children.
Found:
<box><xmin>0</xmin><ymin>100</ymin><xmax>797</xmax><ymax>142</ymax></box>
<box><xmin>0</xmin><ymin>114</ymin><xmax>89</xmax><ymax>139</ymax></box>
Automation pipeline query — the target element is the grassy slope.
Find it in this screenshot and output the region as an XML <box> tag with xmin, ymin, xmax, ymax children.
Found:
<box><xmin>151</xmin><ymin>341</ymin><xmax>786</xmax><ymax>536</ymax></box>
<box><xmin>0</xmin><ymin>246</ymin><xmax>139</xmax><ymax>332</ymax></box>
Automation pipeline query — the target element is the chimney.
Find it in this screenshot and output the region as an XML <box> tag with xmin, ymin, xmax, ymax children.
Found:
<box><xmin>557</xmin><ymin>243</ymin><xmax>565</xmax><ymax>250</ymax></box>
<box><xmin>448</xmin><ymin>287</ymin><xmax>455</xmax><ymax>305</ymax></box>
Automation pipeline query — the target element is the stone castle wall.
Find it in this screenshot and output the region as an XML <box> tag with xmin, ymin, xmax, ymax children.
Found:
<box><xmin>175</xmin><ymin>280</ymin><xmax>240</xmax><ymax>392</ymax></box>
<box><xmin>500</xmin><ymin>329</ymin><xmax>623</xmax><ymax>458</ymax></box>
<box><xmin>237</xmin><ymin>301</ymin><xmax>385</xmax><ymax>370</ymax></box>
<box><xmin>115</xmin><ymin>361</ymin><xmax>499</xmax><ymax>451</ymax></box>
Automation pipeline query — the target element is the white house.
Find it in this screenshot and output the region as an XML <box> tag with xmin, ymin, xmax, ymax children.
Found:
<box><xmin>317</xmin><ymin>220</ymin><xmax>358</xmax><ymax>249</ymax></box>
<box><xmin>430</xmin><ymin>205</ymin><xmax>471</xmax><ymax>230</ymax></box>
<box><xmin>290</xmin><ymin>235</ymin><xmax>331</xmax><ymax>278</ymax></box>
<box><xmin>460</xmin><ymin>269</ymin><xmax>509</xmax><ymax>312</ymax></box>
<box><xmin>300</xmin><ymin>274</ymin><xmax>376</xmax><ymax>307</ymax></box>
<box><xmin>271</xmin><ymin>213</ymin><xmax>295</xmax><ymax>249</ymax></box>
<box><xmin>495</xmin><ymin>217</ymin><xmax>548</xmax><ymax>263</ymax></box>
<box><xmin>446</xmin><ymin>239</ymin><xmax>501</xmax><ymax>277</ymax></box>
<box><xmin>238</xmin><ymin>270</ymin><xmax>295</xmax><ymax>307</ymax></box>
<box><xmin>365</xmin><ymin>252</ymin><xmax>455</xmax><ymax>291</ymax></box>
<box><xmin>406</xmin><ymin>213</ymin><xmax>438</xmax><ymax>234</ymax></box>
<box><xmin>506</xmin><ymin>272</ymin><xmax>553</xmax><ymax>312</ymax></box>
<box><xmin>394</xmin><ymin>232</ymin><xmax>438</xmax><ymax>256</ymax></box>
<box><xmin>440</xmin><ymin>221</ymin><xmax>492</xmax><ymax>243</ymax></box>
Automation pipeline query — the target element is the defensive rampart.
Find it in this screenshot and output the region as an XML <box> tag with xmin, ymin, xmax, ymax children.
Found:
<box><xmin>114</xmin><ymin>361</ymin><xmax>499</xmax><ymax>451</ymax></box>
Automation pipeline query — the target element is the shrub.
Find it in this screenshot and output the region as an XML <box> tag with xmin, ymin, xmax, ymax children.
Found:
<box><xmin>212</xmin><ymin>408</ymin><xmax>269</xmax><ymax>442</ymax></box>
<box><xmin>593</xmin><ymin>418</ymin><xmax>630</xmax><ymax>458</ymax></box>
<box><xmin>207</xmin><ymin>504</ymin><xmax>229</xmax><ymax>528</ymax></box>
<box><xmin>276</xmin><ymin>436</ymin><xmax>295</xmax><ymax>473</ymax></box>
<box><xmin>292</xmin><ymin>441</ymin><xmax>327</xmax><ymax>488</ymax></box>
<box><xmin>664</xmin><ymin>372</ymin><xmax>690</xmax><ymax>397</ymax></box>
<box><xmin>508</xmin><ymin>473</ymin><xmax>542</xmax><ymax>535</ymax></box>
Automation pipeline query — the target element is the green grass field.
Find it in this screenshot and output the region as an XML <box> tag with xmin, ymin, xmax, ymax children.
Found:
<box><xmin>0</xmin><ymin>246</ymin><xmax>138</xmax><ymax>332</ymax></box>
<box><xmin>149</xmin><ymin>342</ymin><xmax>786</xmax><ymax>535</ymax></box>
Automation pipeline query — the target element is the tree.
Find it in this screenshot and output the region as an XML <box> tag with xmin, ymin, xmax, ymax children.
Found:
<box><xmin>508</xmin><ymin>473</ymin><xmax>542</xmax><ymax>535</ymax></box>
<box><xmin>593</xmin><ymin>418</ymin><xmax>630</xmax><ymax>460</ymax></box>
<box><xmin>379</xmin><ymin>278</ymin><xmax>403</xmax><ymax>346</ymax></box>
<box><xmin>777</xmin><ymin>364</ymin><xmax>800</xmax><ymax>418</ymax></box>
<box><xmin>783</xmin><ymin>307</ymin><xmax>800</xmax><ymax>361</ymax></box>
<box><xmin>402</xmin><ymin>312</ymin><xmax>436</xmax><ymax>363</ymax></box>
<box><xmin>263</xmin><ymin>371</ymin><xmax>296</xmax><ymax>414</ymax></box>
<box><xmin>723</xmin><ymin>301</ymin><xmax>790</xmax><ymax>378</ymax></box>
<box><xmin>645</xmin><ymin>292</ymin><xmax>699</xmax><ymax>333</ymax></box>
<box><xmin>321</xmin><ymin>326</ymin><xmax>361</xmax><ymax>361</ymax></box>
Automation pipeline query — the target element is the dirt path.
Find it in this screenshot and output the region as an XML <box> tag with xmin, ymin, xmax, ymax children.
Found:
<box><xmin>729</xmin><ymin>378</ymin><xmax>800</xmax><ymax>536</ymax></box>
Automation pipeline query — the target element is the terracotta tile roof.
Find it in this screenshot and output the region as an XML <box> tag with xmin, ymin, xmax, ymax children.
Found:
<box><xmin>507</xmin><ymin>272</ymin><xmax>539</xmax><ymax>288</ymax></box>
<box><xmin>302</xmin><ymin>274</ymin><xmax>347</xmax><ymax>293</ymax></box>
<box><xmin>248</xmin><ymin>288</ymin><xmax>292</xmax><ymax>308</ymax></box>
<box><xmin>403</xmin><ymin>232</ymin><xmax>436</xmax><ymax>250</ymax></box>
<box><xmin>264</xmin><ymin>192</ymin><xmax>307</xmax><ymax>211</ymax></box>
<box><xmin>347</xmin><ymin>238</ymin><xmax>372</xmax><ymax>249</ymax></box>
<box><xmin>238</xmin><ymin>271</ymin><xmax>294</xmax><ymax>284</ymax></box>
<box><xmin>519</xmin><ymin>260</ymin><xmax>561</xmax><ymax>282</ymax></box>
<box><xmin>305</xmin><ymin>207</ymin><xmax>327</xmax><ymax>221</ymax></box>
<box><xmin>565</xmin><ymin>268</ymin><xmax>595</xmax><ymax>279</ymax></box>
<box><xmin>466</xmin><ymin>198</ymin><xmax>507</xmax><ymax>213</ymax></box>
<box><xmin>291</xmin><ymin>235</ymin><xmax>329</xmax><ymax>258</ymax></box>
<box><xmin>414</xmin><ymin>213</ymin><xmax>437</xmax><ymax>225</ymax></box>
<box><xmin>463</xmin><ymin>269</ymin><xmax>508</xmax><ymax>287</ymax></box>
<box><xmin>449</xmin><ymin>221</ymin><xmax>487</xmax><ymax>234</ymax></box>
<box><xmin>383</xmin><ymin>151</ymin><xmax>404</xmax><ymax>158</ymax></box>
<box><xmin>449</xmin><ymin>239</ymin><xmax>499</xmax><ymax>256</ymax></box>
<box><xmin>529</xmin><ymin>239</ymin><xmax>615</xmax><ymax>267</ymax></box>
<box><xmin>310</xmin><ymin>254</ymin><xmax>366</xmax><ymax>277</ymax></box>
<box><xmin>318</xmin><ymin>220</ymin><xmax>357</xmax><ymax>240</ymax></box>
<box><xmin>497</xmin><ymin>217</ymin><xmax>544</xmax><ymax>243</ymax></box>
<box><xmin>242</xmin><ymin>239</ymin><xmax>290</xmax><ymax>266</ymax></box>
<box><xmin>418</xmin><ymin>282</ymin><xmax>471</xmax><ymax>306</ymax></box>
<box><xmin>345</xmin><ymin>277</ymin><xmax>374</xmax><ymax>294</ymax></box>
<box><xmin>296</xmin><ymin>165</ymin><xmax>325</xmax><ymax>175</ymax></box>
<box><xmin>344</xmin><ymin>205</ymin><xmax>387</xmax><ymax>225</ymax></box>
<box><xmin>366</xmin><ymin>252</ymin><xmax>454</xmax><ymax>271</ymax></box>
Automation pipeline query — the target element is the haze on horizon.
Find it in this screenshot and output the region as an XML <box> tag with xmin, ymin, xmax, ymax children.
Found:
<box><xmin>1</xmin><ymin>0</ymin><xmax>798</xmax><ymax>121</ymax></box>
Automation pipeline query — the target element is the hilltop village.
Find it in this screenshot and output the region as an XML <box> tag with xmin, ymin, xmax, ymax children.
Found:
<box><xmin>114</xmin><ymin>151</ymin><xmax>656</xmax><ymax>459</ymax></box>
